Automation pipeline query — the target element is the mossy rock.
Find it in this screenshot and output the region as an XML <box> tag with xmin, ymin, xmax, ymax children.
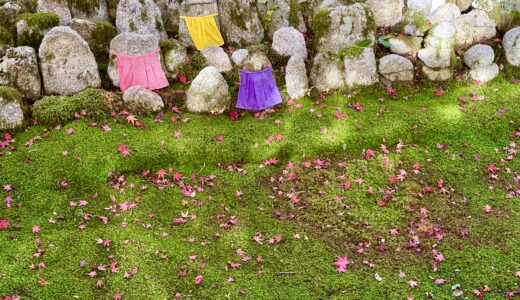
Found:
<box><xmin>89</xmin><ymin>21</ymin><xmax>117</xmax><ymax>56</ymax></box>
<box><xmin>0</xmin><ymin>25</ymin><xmax>14</xmax><ymax>50</ymax></box>
<box><xmin>32</xmin><ymin>88</ymin><xmax>113</xmax><ymax>125</ymax></box>
<box><xmin>311</xmin><ymin>9</ymin><xmax>331</xmax><ymax>41</ymax></box>
<box><xmin>0</xmin><ymin>86</ymin><xmax>26</xmax><ymax>130</ymax></box>
<box><xmin>67</xmin><ymin>0</ymin><xmax>100</xmax><ymax>15</ymax></box>
<box><xmin>16</xmin><ymin>12</ymin><xmax>60</xmax><ymax>49</ymax></box>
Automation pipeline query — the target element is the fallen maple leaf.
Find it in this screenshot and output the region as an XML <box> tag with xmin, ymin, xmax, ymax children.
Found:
<box><xmin>0</xmin><ymin>219</ymin><xmax>9</xmax><ymax>230</ymax></box>
<box><xmin>32</xmin><ymin>225</ymin><xmax>40</xmax><ymax>234</ymax></box>
<box><xmin>334</xmin><ymin>256</ymin><xmax>349</xmax><ymax>273</ymax></box>
<box><xmin>194</xmin><ymin>275</ymin><xmax>203</xmax><ymax>285</ymax></box>
<box><xmin>117</xmin><ymin>144</ymin><xmax>131</xmax><ymax>156</ymax></box>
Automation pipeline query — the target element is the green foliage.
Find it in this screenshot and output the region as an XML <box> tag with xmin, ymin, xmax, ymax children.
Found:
<box><xmin>89</xmin><ymin>21</ymin><xmax>117</xmax><ymax>57</ymax></box>
<box><xmin>16</xmin><ymin>12</ymin><xmax>60</xmax><ymax>49</ymax></box>
<box><xmin>311</xmin><ymin>9</ymin><xmax>331</xmax><ymax>41</ymax></box>
<box><xmin>32</xmin><ymin>88</ymin><xmax>111</xmax><ymax>125</ymax></box>
<box><xmin>159</xmin><ymin>38</ymin><xmax>183</xmax><ymax>53</ymax></box>
<box><xmin>288</xmin><ymin>0</ymin><xmax>300</xmax><ymax>28</ymax></box>
<box><xmin>177</xmin><ymin>51</ymin><xmax>207</xmax><ymax>82</ymax></box>
<box><xmin>378</xmin><ymin>34</ymin><xmax>393</xmax><ymax>48</ymax></box>
<box><xmin>0</xmin><ymin>25</ymin><xmax>14</xmax><ymax>49</ymax></box>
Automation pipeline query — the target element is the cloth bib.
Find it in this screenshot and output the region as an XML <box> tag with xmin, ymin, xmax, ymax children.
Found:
<box><xmin>236</xmin><ymin>66</ymin><xmax>282</xmax><ymax>111</ymax></box>
<box><xmin>110</xmin><ymin>49</ymin><xmax>169</xmax><ymax>92</ymax></box>
<box><xmin>180</xmin><ymin>13</ymin><xmax>225</xmax><ymax>50</ymax></box>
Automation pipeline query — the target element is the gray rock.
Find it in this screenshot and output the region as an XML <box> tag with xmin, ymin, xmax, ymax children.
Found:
<box><xmin>39</xmin><ymin>26</ymin><xmax>100</xmax><ymax>95</ymax></box>
<box><xmin>310</xmin><ymin>52</ymin><xmax>345</xmax><ymax>91</ymax></box>
<box><xmin>256</xmin><ymin>0</ymin><xmax>306</xmax><ymax>38</ymax></box>
<box><xmin>161</xmin><ymin>39</ymin><xmax>187</xmax><ymax>79</ymax></box>
<box><xmin>241</xmin><ymin>51</ymin><xmax>271</xmax><ymax>72</ymax></box>
<box><xmin>70</xmin><ymin>0</ymin><xmax>109</xmax><ymax>21</ymax></box>
<box><xmin>469</xmin><ymin>63</ymin><xmax>499</xmax><ymax>82</ymax></box>
<box><xmin>271</xmin><ymin>26</ymin><xmax>307</xmax><ymax>59</ymax></box>
<box><xmin>450</xmin><ymin>0</ymin><xmax>472</xmax><ymax>11</ymax></box>
<box><xmin>186</xmin><ymin>66</ymin><xmax>230</xmax><ymax>114</ymax></box>
<box><xmin>108</xmin><ymin>32</ymin><xmax>159</xmax><ymax>87</ymax></box>
<box><xmin>389</xmin><ymin>36</ymin><xmax>423</xmax><ymax>55</ymax></box>
<box><xmin>343</xmin><ymin>47</ymin><xmax>378</xmax><ymax>88</ymax></box>
<box><xmin>178</xmin><ymin>0</ymin><xmax>219</xmax><ymax>48</ymax></box>
<box><xmin>421</xmin><ymin>65</ymin><xmax>452</xmax><ymax>81</ymax></box>
<box><xmin>68</xmin><ymin>18</ymin><xmax>97</xmax><ymax>40</ymax></box>
<box><xmin>231</xmin><ymin>49</ymin><xmax>249</xmax><ymax>66</ymax></box>
<box><xmin>0</xmin><ymin>1</ymin><xmax>23</xmax><ymax>32</ymax></box>
<box><xmin>454</xmin><ymin>9</ymin><xmax>496</xmax><ymax>45</ymax></box>
<box><xmin>366</xmin><ymin>0</ymin><xmax>404</xmax><ymax>27</ymax></box>
<box><xmin>200</xmin><ymin>46</ymin><xmax>232</xmax><ymax>72</ymax></box>
<box><xmin>464</xmin><ymin>44</ymin><xmax>494</xmax><ymax>68</ymax></box>
<box><xmin>430</xmin><ymin>0</ymin><xmax>445</xmax><ymax>13</ymax></box>
<box><xmin>429</xmin><ymin>3</ymin><xmax>461</xmax><ymax>24</ymax></box>
<box><xmin>418</xmin><ymin>47</ymin><xmax>452</xmax><ymax>68</ymax></box>
<box><xmin>426</xmin><ymin>21</ymin><xmax>457</xmax><ymax>49</ymax></box>
<box><xmin>314</xmin><ymin>3</ymin><xmax>374</xmax><ymax>53</ymax></box>
<box><xmin>407</xmin><ymin>0</ymin><xmax>432</xmax><ymax>14</ymax></box>
<box><xmin>37</xmin><ymin>0</ymin><xmax>71</xmax><ymax>25</ymax></box>
<box><xmin>0</xmin><ymin>87</ymin><xmax>24</xmax><ymax>130</ymax></box>
<box><xmin>503</xmin><ymin>27</ymin><xmax>520</xmax><ymax>66</ymax></box>
<box><xmin>123</xmin><ymin>86</ymin><xmax>164</xmax><ymax>112</ymax></box>
<box><xmin>218</xmin><ymin>0</ymin><xmax>264</xmax><ymax>45</ymax></box>
<box><xmin>0</xmin><ymin>46</ymin><xmax>41</xmax><ymax>100</ymax></box>
<box><xmin>379</xmin><ymin>54</ymin><xmax>414</xmax><ymax>81</ymax></box>
<box><xmin>285</xmin><ymin>56</ymin><xmax>308</xmax><ymax>99</ymax></box>
<box><xmin>116</xmin><ymin>0</ymin><xmax>167</xmax><ymax>40</ymax></box>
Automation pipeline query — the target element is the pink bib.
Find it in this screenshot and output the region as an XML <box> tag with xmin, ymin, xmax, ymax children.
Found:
<box><xmin>111</xmin><ymin>49</ymin><xmax>169</xmax><ymax>92</ymax></box>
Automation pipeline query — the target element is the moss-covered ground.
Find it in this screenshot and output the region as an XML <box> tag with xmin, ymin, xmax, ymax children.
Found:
<box><xmin>1</xmin><ymin>74</ymin><xmax>519</xmax><ymax>299</ymax></box>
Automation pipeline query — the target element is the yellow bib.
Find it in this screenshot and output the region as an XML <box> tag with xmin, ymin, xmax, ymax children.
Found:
<box><xmin>180</xmin><ymin>13</ymin><xmax>225</xmax><ymax>50</ymax></box>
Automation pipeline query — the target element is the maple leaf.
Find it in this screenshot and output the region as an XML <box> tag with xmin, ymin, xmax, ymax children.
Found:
<box><xmin>194</xmin><ymin>275</ymin><xmax>203</xmax><ymax>285</ymax></box>
<box><xmin>117</xmin><ymin>144</ymin><xmax>131</xmax><ymax>156</ymax></box>
<box><xmin>364</xmin><ymin>149</ymin><xmax>375</xmax><ymax>159</ymax></box>
<box><xmin>32</xmin><ymin>225</ymin><xmax>40</xmax><ymax>234</ymax></box>
<box><xmin>102</xmin><ymin>125</ymin><xmax>111</xmax><ymax>132</ymax></box>
<box><xmin>343</xmin><ymin>180</ymin><xmax>351</xmax><ymax>190</ymax></box>
<box><xmin>179</xmin><ymin>73</ymin><xmax>189</xmax><ymax>84</ymax></box>
<box><xmin>126</xmin><ymin>115</ymin><xmax>138</xmax><ymax>125</ymax></box>
<box><xmin>487</xmin><ymin>165</ymin><xmax>497</xmax><ymax>173</ymax></box>
<box><xmin>334</xmin><ymin>110</ymin><xmax>346</xmax><ymax>119</ymax></box>
<box><xmin>408</xmin><ymin>280</ymin><xmax>418</xmax><ymax>288</ymax></box>
<box><xmin>216</xmin><ymin>134</ymin><xmax>224</xmax><ymax>142</ymax></box>
<box><xmin>156</xmin><ymin>169</ymin><xmax>167</xmax><ymax>179</ymax></box>
<box><xmin>334</xmin><ymin>256</ymin><xmax>349</xmax><ymax>273</ymax></box>
<box><xmin>483</xmin><ymin>204</ymin><xmax>492</xmax><ymax>213</ymax></box>
<box><xmin>174</xmin><ymin>131</ymin><xmax>182</xmax><ymax>138</ymax></box>
<box><xmin>434</xmin><ymin>87</ymin><xmax>446</xmax><ymax>97</ymax></box>
<box><xmin>0</xmin><ymin>219</ymin><xmax>9</xmax><ymax>230</ymax></box>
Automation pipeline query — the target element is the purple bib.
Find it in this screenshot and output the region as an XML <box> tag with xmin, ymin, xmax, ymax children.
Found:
<box><xmin>236</xmin><ymin>66</ymin><xmax>282</xmax><ymax>110</ymax></box>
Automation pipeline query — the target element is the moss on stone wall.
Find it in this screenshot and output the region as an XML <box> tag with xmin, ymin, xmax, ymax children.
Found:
<box><xmin>67</xmin><ymin>0</ymin><xmax>100</xmax><ymax>15</ymax></box>
<box><xmin>0</xmin><ymin>86</ymin><xmax>27</xmax><ymax>116</ymax></box>
<box><xmin>89</xmin><ymin>21</ymin><xmax>117</xmax><ymax>56</ymax></box>
<box><xmin>311</xmin><ymin>9</ymin><xmax>331</xmax><ymax>41</ymax></box>
<box><xmin>288</xmin><ymin>0</ymin><xmax>300</xmax><ymax>28</ymax></box>
<box><xmin>16</xmin><ymin>12</ymin><xmax>60</xmax><ymax>49</ymax></box>
<box><xmin>0</xmin><ymin>25</ymin><xmax>14</xmax><ymax>49</ymax></box>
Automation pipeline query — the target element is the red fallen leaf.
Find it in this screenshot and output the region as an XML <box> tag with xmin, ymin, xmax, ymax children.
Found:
<box><xmin>483</xmin><ymin>204</ymin><xmax>492</xmax><ymax>213</ymax></box>
<box><xmin>343</xmin><ymin>181</ymin><xmax>351</xmax><ymax>190</ymax></box>
<box><xmin>228</xmin><ymin>261</ymin><xmax>241</xmax><ymax>269</ymax></box>
<box><xmin>216</xmin><ymin>134</ymin><xmax>224</xmax><ymax>142</ymax></box>
<box><xmin>179</xmin><ymin>73</ymin><xmax>189</xmax><ymax>84</ymax></box>
<box><xmin>126</xmin><ymin>115</ymin><xmax>138</xmax><ymax>125</ymax></box>
<box><xmin>156</xmin><ymin>169</ymin><xmax>167</xmax><ymax>179</ymax></box>
<box><xmin>39</xmin><ymin>278</ymin><xmax>49</xmax><ymax>286</ymax></box>
<box><xmin>194</xmin><ymin>275</ymin><xmax>203</xmax><ymax>285</ymax></box>
<box><xmin>434</xmin><ymin>87</ymin><xmax>446</xmax><ymax>97</ymax></box>
<box><xmin>32</xmin><ymin>225</ymin><xmax>40</xmax><ymax>234</ymax></box>
<box><xmin>113</xmin><ymin>293</ymin><xmax>122</xmax><ymax>300</ymax></box>
<box><xmin>174</xmin><ymin>131</ymin><xmax>182</xmax><ymax>138</ymax></box>
<box><xmin>117</xmin><ymin>144</ymin><xmax>131</xmax><ymax>156</ymax></box>
<box><xmin>0</xmin><ymin>219</ymin><xmax>9</xmax><ymax>230</ymax></box>
<box><xmin>408</xmin><ymin>280</ymin><xmax>418</xmax><ymax>288</ymax></box>
<box><xmin>229</xmin><ymin>109</ymin><xmax>241</xmax><ymax>121</ymax></box>
<box><xmin>487</xmin><ymin>164</ymin><xmax>497</xmax><ymax>173</ymax></box>
<box><xmin>334</xmin><ymin>110</ymin><xmax>346</xmax><ymax>119</ymax></box>
<box><xmin>333</xmin><ymin>256</ymin><xmax>349</xmax><ymax>273</ymax></box>
<box><xmin>387</xmin><ymin>86</ymin><xmax>397</xmax><ymax>99</ymax></box>
<box><xmin>364</xmin><ymin>149</ymin><xmax>375</xmax><ymax>159</ymax></box>
<box><xmin>66</xmin><ymin>128</ymin><xmax>75</xmax><ymax>135</ymax></box>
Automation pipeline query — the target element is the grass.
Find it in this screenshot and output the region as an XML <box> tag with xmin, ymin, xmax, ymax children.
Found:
<box><xmin>0</xmin><ymin>74</ymin><xmax>519</xmax><ymax>299</ymax></box>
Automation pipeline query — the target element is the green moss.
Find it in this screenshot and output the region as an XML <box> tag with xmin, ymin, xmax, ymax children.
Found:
<box><xmin>129</xmin><ymin>20</ymin><xmax>137</xmax><ymax>32</ymax></box>
<box><xmin>159</xmin><ymin>38</ymin><xmax>182</xmax><ymax>52</ymax></box>
<box><xmin>67</xmin><ymin>0</ymin><xmax>100</xmax><ymax>15</ymax></box>
<box><xmin>0</xmin><ymin>25</ymin><xmax>14</xmax><ymax>49</ymax></box>
<box><xmin>32</xmin><ymin>88</ymin><xmax>112</xmax><ymax>125</ymax></box>
<box><xmin>0</xmin><ymin>86</ymin><xmax>27</xmax><ymax>116</ymax></box>
<box><xmin>177</xmin><ymin>51</ymin><xmax>207</xmax><ymax>82</ymax></box>
<box><xmin>229</xmin><ymin>0</ymin><xmax>248</xmax><ymax>31</ymax></box>
<box><xmin>311</xmin><ymin>9</ymin><xmax>331</xmax><ymax>41</ymax></box>
<box><xmin>288</xmin><ymin>0</ymin><xmax>300</xmax><ymax>28</ymax></box>
<box><xmin>16</xmin><ymin>12</ymin><xmax>60</xmax><ymax>49</ymax></box>
<box><xmin>88</xmin><ymin>21</ymin><xmax>117</xmax><ymax>57</ymax></box>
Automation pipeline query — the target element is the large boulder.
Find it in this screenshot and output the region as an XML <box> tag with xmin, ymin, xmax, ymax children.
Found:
<box><xmin>389</xmin><ymin>36</ymin><xmax>423</xmax><ymax>55</ymax></box>
<box><xmin>421</xmin><ymin>66</ymin><xmax>453</xmax><ymax>81</ymax></box>
<box><xmin>428</xmin><ymin>3</ymin><xmax>461</xmax><ymax>24</ymax></box>
<box><xmin>39</xmin><ymin>26</ymin><xmax>100</xmax><ymax>95</ymax></box>
<box><xmin>256</xmin><ymin>0</ymin><xmax>306</xmax><ymax>38</ymax></box>
<box><xmin>418</xmin><ymin>21</ymin><xmax>457</xmax><ymax>80</ymax></box>
<box><xmin>115</xmin><ymin>0</ymin><xmax>167</xmax><ymax>40</ymax></box>
<box><xmin>200</xmin><ymin>46</ymin><xmax>232</xmax><ymax>73</ymax></box>
<box><xmin>463</xmin><ymin>44</ymin><xmax>494</xmax><ymax>68</ymax></box>
<box><xmin>378</xmin><ymin>54</ymin><xmax>414</xmax><ymax>82</ymax></box>
<box><xmin>0</xmin><ymin>1</ymin><xmax>24</xmax><ymax>32</ymax></box>
<box><xmin>418</xmin><ymin>47</ymin><xmax>452</xmax><ymax>68</ymax></box>
<box><xmin>310</xmin><ymin>52</ymin><xmax>345</xmax><ymax>91</ymax></box>
<box><xmin>123</xmin><ymin>86</ymin><xmax>164</xmax><ymax>112</ymax></box>
<box><xmin>426</xmin><ymin>21</ymin><xmax>457</xmax><ymax>49</ymax></box>
<box><xmin>285</xmin><ymin>56</ymin><xmax>308</xmax><ymax>99</ymax></box>
<box><xmin>241</xmin><ymin>51</ymin><xmax>271</xmax><ymax>72</ymax></box>
<box><xmin>402</xmin><ymin>0</ymin><xmax>432</xmax><ymax>36</ymax></box>
<box><xmin>0</xmin><ymin>46</ymin><xmax>41</xmax><ymax>100</ymax></box>
<box><xmin>36</xmin><ymin>0</ymin><xmax>71</xmax><ymax>25</ymax></box>
<box><xmin>69</xmin><ymin>0</ymin><xmax>109</xmax><ymax>21</ymax></box>
<box><xmin>453</xmin><ymin>9</ymin><xmax>496</xmax><ymax>45</ymax></box>
<box><xmin>365</xmin><ymin>0</ymin><xmax>404</xmax><ymax>27</ymax></box>
<box><xmin>313</xmin><ymin>3</ymin><xmax>375</xmax><ymax>53</ymax></box>
<box><xmin>468</xmin><ymin>64</ymin><xmax>499</xmax><ymax>83</ymax></box>
<box><xmin>186</xmin><ymin>66</ymin><xmax>230</xmax><ymax>114</ymax></box>
<box><xmin>271</xmin><ymin>26</ymin><xmax>307</xmax><ymax>59</ymax></box>
<box><xmin>160</xmin><ymin>38</ymin><xmax>187</xmax><ymax>80</ymax></box>
<box><xmin>503</xmin><ymin>27</ymin><xmax>520</xmax><ymax>67</ymax></box>
<box><xmin>108</xmin><ymin>32</ymin><xmax>159</xmax><ymax>87</ymax></box>
<box><xmin>218</xmin><ymin>0</ymin><xmax>264</xmax><ymax>45</ymax></box>
<box><xmin>0</xmin><ymin>87</ymin><xmax>24</xmax><ymax>130</ymax></box>
<box><xmin>343</xmin><ymin>47</ymin><xmax>378</xmax><ymax>88</ymax></box>
<box><xmin>178</xmin><ymin>0</ymin><xmax>219</xmax><ymax>48</ymax></box>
